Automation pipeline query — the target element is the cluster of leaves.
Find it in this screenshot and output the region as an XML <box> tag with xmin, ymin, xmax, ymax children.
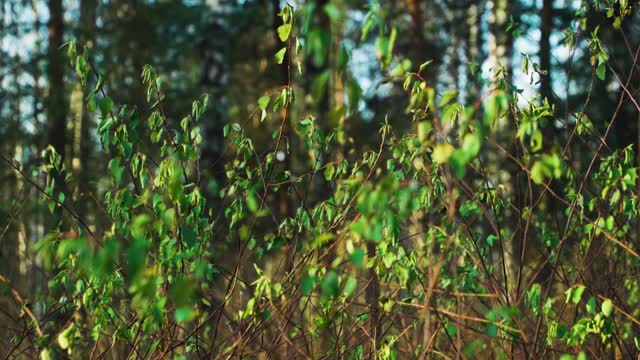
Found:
<box><xmin>12</xmin><ymin>1</ymin><xmax>640</xmax><ymax>359</ymax></box>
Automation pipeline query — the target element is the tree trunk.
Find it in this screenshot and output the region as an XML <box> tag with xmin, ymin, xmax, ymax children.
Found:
<box><xmin>405</xmin><ymin>0</ymin><xmax>438</xmax><ymax>86</ymax></box>
<box><xmin>47</xmin><ymin>0</ymin><xmax>67</xmax><ymax>161</ymax></box>
<box><xmin>539</xmin><ymin>0</ymin><xmax>553</xmax><ymax>101</ymax></box>
<box><xmin>273</xmin><ymin>0</ymin><xmax>293</xmax><ymax>220</ymax></box>
<box><xmin>307</xmin><ymin>0</ymin><xmax>333</xmax><ymax>202</ymax></box>
<box><xmin>464</xmin><ymin>0</ymin><xmax>484</xmax><ymax>103</ymax></box>
<box><xmin>487</xmin><ymin>0</ymin><xmax>511</xmax><ymax>80</ymax></box>
<box><xmin>78</xmin><ymin>0</ymin><xmax>97</xmax><ymax>216</ymax></box>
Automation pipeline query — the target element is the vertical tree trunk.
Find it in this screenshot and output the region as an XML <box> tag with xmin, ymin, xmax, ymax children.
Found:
<box><xmin>307</xmin><ymin>0</ymin><xmax>333</xmax><ymax>202</ymax></box>
<box><xmin>47</xmin><ymin>0</ymin><xmax>67</xmax><ymax>161</ymax></box>
<box><xmin>487</xmin><ymin>0</ymin><xmax>511</xmax><ymax>81</ymax></box>
<box><xmin>332</xmin><ymin>22</ymin><xmax>346</xmax><ymax>162</ymax></box>
<box><xmin>0</xmin><ymin>2</ymin><xmax>18</xmax><ymax>347</ymax></box>
<box><xmin>199</xmin><ymin>7</ymin><xmax>227</xmax><ymax>196</ymax></box>
<box><xmin>46</xmin><ymin>0</ymin><xmax>68</xmax><ymax>232</ymax></box>
<box><xmin>272</xmin><ymin>1</ymin><xmax>295</xmax><ymax>357</ymax></box>
<box><xmin>538</xmin><ymin>0</ymin><xmax>563</xmax><ymax>228</ymax></box>
<box><xmin>405</xmin><ymin>0</ymin><xmax>425</xmax><ymax>62</ymax></box>
<box><xmin>78</xmin><ymin>0</ymin><xmax>97</xmax><ymax>216</ymax></box>
<box><xmin>465</xmin><ymin>0</ymin><xmax>484</xmax><ymax>103</ymax></box>
<box><xmin>405</xmin><ymin>0</ymin><xmax>438</xmax><ymax>86</ymax></box>
<box><xmin>366</xmin><ymin>242</ymin><xmax>381</xmax><ymax>355</ymax></box>
<box><xmin>273</xmin><ymin>0</ymin><xmax>293</xmax><ymax>220</ymax></box>
<box><xmin>447</xmin><ymin>2</ymin><xmax>466</xmax><ymax>91</ymax></box>
<box><xmin>539</xmin><ymin>0</ymin><xmax>553</xmax><ymax>101</ymax></box>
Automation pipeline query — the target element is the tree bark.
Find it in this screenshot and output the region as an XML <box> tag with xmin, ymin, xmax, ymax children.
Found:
<box><xmin>47</xmin><ymin>0</ymin><xmax>67</xmax><ymax>161</ymax></box>
<box><xmin>465</xmin><ymin>0</ymin><xmax>484</xmax><ymax>103</ymax></box>
<box><xmin>539</xmin><ymin>0</ymin><xmax>553</xmax><ymax>101</ymax></box>
<box><xmin>78</xmin><ymin>0</ymin><xmax>97</xmax><ymax>215</ymax></box>
<box><xmin>405</xmin><ymin>0</ymin><xmax>438</xmax><ymax>86</ymax></box>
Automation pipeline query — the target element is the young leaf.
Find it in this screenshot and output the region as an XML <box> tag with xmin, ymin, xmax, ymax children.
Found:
<box><xmin>601</xmin><ymin>299</ymin><xmax>614</xmax><ymax>317</ymax></box>
<box><xmin>419</xmin><ymin>60</ymin><xmax>433</xmax><ymax>74</ymax></box>
<box><xmin>258</xmin><ymin>96</ymin><xmax>270</xmax><ymax>111</ymax></box>
<box><xmin>596</xmin><ymin>63</ymin><xmax>606</xmax><ymax>80</ymax></box>
<box><xmin>432</xmin><ymin>143</ymin><xmax>455</xmax><ymax>164</ymax></box>
<box><xmin>275</xmin><ymin>47</ymin><xmax>287</xmax><ymax>64</ymax></box>
<box><xmin>343</xmin><ymin>276</ymin><xmax>357</xmax><ymax>297</ymax></box>
<box><xmin>301</xmin><ymin>275</ymin><xmax>315</xmax><ymax>296</ymax></box>
<box><xmin>351</xmin><ymin>248</ymin><xmax>365</xmax><ymax>268</ymax></box>
<box><xmin>321</xmin><ymin>271</ymin><xmax>340</xmax><ymax>298</ymax></box>
<box><xmin>175</xmin><ymin>307</ymin><xmax>196</xmax><ymax>323</ymax></box>
<box><xmin>258</xmin><ymin>96</ymin><xmax>270</xmax><ymax>122</ymax></box>
<box><xmin>277</xmin><ymin>24</ymin><xmax>292</xmax><ymax>42</ymax></box>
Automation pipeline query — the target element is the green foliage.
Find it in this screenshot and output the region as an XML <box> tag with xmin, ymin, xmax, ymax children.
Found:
<box><xmin>4</xmin><ymin>0</ymin><xmax>640</xmax><ymax>358</ymax></box>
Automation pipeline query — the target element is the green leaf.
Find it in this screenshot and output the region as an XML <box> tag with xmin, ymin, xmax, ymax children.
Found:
<box><xmin>313</xmin><ymin>233</ymin><xmax>335</xmax><ymax>248</ymax></box>
<box><xmin>57</xmin><ymin>324</ymin><xmax>76</xmax><ymax>350</ymax></box>
<box><xmin>323</xmin><ymin>4</ymin><xmax>341</xmax><ymax>21</ymax></box>
<box><xmin>564</xmin><ymin>285</ymin><xmax>585</xmax><ymax>305</ymax></box>
<box><xmin>486</xmin><ymin>324</ymin><xmax>498</xmax><ymax>337</ymax></box>
<box><xmin>586</xmin><ymin>296</ymin><xmax>597</xmax><ymax>314</ymax></box>
<box><xmin>351</xmin><ymin>248</ymin><xmax>365</xmax><ymax>268</ymax></box>
<box><xmin>460</xmin><ymin>133</ymin><xmax>481</xmax><ymax>159</ymax></box>
<box><xmin>98</xmin><ymin>96</ymin><xmax>114</xmax><ymax>115</ymax></box>
<box><xmin>258</xmin><ymin>96</ymin><xmax>270</xmax><ymax>111</ymax></box>
<box><xmin>94</xmin><ymin>73</ymin><xmax>104</xmax><ymax>93</ymax></box>
<box><xmin>419</xmin><ymin>60</ymin><xmax>433</xmax><ymax>74</ymax></box>
<box><xmin>277</xmin><ymin>24</ymin><xmax>292</xmax><ymax>42</ymax></box>
<box><xmin>311</xmin><ymin>70</ymin><xmax>331</xmax><ymax>101</ymax></box>
<box><xmin>321</xmin><ymin>271</ymin><xmax>340</xmax><ymax>298</ymax></box>
<box><xmin>527</xmin><ymin>284</ymin><xmax>541</xmax><ymax>309</ymax></box>
<box><xmin>417</xmin><ymin>121</ymin><xmax>432</xmax><ymax>142</ymax></box>
<box><xmin>445</xmin><ymin>324</ymin><xmax>457</xmax><ymax>337</ymax></box>
<box><xmin>181</xmin><ymin>226</ymin><xmax>197</xmax><ymax>248</ymax></box>
<box><xmin>301</xmin><ymin>274</ymin><xmax>315</xmax><ymax>296</ymax></box>
<box><xmin>40</xmin><ymin>349</ymin><xmax>52</xmax><ymax>360</ymax></box>
<box><xmin>58</xmin><ymin>332</ymin><xmax>70</xmax><ymax>350</ymax></box>
<box><xmin>275</xmin><ymin>47</ymin><xmax>287</xmax><ymax>64</ymax></box>
<box><xmin>448</xmin><ymin>151</ymin><xmax>467</xmax><ymax>178</ymax></box>
<box><xmin>343</xmin><ymin>276</ymin><xmax>357</xmax><ymax>297</ymax></box>
<box><xmin>432</xmin><ymin>143</ymin><xmax>454</xmax><ymax>164</ymax></box>
<box><xmin>530</xmin><ymin>130</ymin><xmax>543</xmax><ymax>152</ymax></box>
<box><xmin>246</xmin><ymin>189</ymin><xmax>259</xmax><ymax>212</ymax></box>
<box><xmin>387</xmin><ymin>28</ymin><xmax>397</xmax><ymax>66</ymax></box>
<box><xmin>531</xmin><ymin>162</ymin><xmax>545</xmax><ymax>184</ymax></box>
<box><xmin>439</xmin><ymin>90</ymin><xmax>458</xmax><ymax>107</ymax></box>
<box><xmin>484</xmin><ymin>91</ymin><xmax>508</xmax><ymax>127</ymax></box>
<box><xmin>390</xmin><ymin>59</ymin><xmax>412</xmax><ymax>77</ymax></box>
<box><xmin>374</xmin><ymin>27</ymin><xmax>397</xmax><ymax>70</ymax></box>
<box><xmin>108</xmin><ymin>157</ymin><xmax>124</xmax><ymax>185</ymax></box>
<box><xmin>127</xmin><ymin>237</ymin><xmax>147</xmax><ymax>280</ymax></box>
<box><xmin>596</xmin><ymin>63</ymin><xmax>606</xmax><ymax>80</ymax></box>
<box><xmin>324</xmin><ymin>163</ymin><xmax>335</xmax><ymax>181</ymax></box>
<box><xmin>87</xmin><ymin>93</ymin><xmax>96</xmax><ymax>112</ymax></box>
<box><xmin>601</xmin><ymin>299</ymin><xmax>614</xmax><ymax>317</ymax></box>
<box><xmin>175</xmin><ymin>307</ymin><xmax>196</xmax><ymax>323</ymax></box>
<box><xmin>170</xmin><ymin>276</ymin><xmax>196</xmax><ymax>308</ymax></box>
<box><xmin>531</xmin><ymin>154</ymin><xmax>562</xmax><ymax>184</ymax></box>
<box><xmin>382</xmin><ymin>299</ymin><xmax>394</xmax><ymax>313</ymax></box>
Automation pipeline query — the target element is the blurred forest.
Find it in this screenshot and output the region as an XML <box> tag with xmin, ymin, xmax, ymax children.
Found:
<box><xmin>1</xmin><ymin>0</ymin><xmax>640</xmax><ymax>358</ymax></box>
